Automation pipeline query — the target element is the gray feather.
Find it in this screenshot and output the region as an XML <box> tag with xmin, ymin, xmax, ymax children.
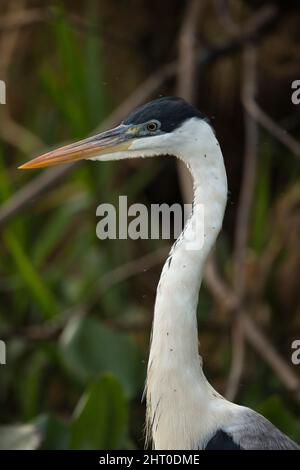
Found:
<box><xmin>224</xmin><ymin>408</ymin><xmax>299</xmax><ymax>450</ymax></box>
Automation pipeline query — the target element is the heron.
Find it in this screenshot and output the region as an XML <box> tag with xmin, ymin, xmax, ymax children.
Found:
<box><xmin>20</xmin><ymin>97</ymin><xmax>299</xmax><ymax>450</ymax></box>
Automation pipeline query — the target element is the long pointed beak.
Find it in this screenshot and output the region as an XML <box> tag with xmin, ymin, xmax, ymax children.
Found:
<box><xmin>18</xmin><ymin>125</ymin><xmax>133</xmax><ymax>169</ymax></box>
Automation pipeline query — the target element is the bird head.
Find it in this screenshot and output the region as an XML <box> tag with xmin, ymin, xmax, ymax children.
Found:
<box><xmin>19</xmin><ymin>97</ymin><xmax>209</xmax><ymax>169</ymax></box>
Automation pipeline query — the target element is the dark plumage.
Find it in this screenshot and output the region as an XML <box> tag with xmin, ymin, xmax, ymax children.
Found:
<box><xmin>123</xmin><ymin>96</ymin><xmax>207</xmax><ymax>132</ymax></box>
<box><xmin>205</xmin><ymin>430</ymin><xmax>241</xmax><ymax>450</ymax></box>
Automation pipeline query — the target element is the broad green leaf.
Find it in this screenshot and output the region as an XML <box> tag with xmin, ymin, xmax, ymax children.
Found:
<box><xmin>70</xmin><ymin>374</ymin><xmax>128</xmax><ymax>449</ymax></box>
<box><xmin>59</xmin><ymin>316</ymin><xmax>144</xmax><ymax>398</ymax></box>
<box><xmin>35</xmin><ymin>414</ymin><xmax>70</xmax><ymax>450</ymax></box>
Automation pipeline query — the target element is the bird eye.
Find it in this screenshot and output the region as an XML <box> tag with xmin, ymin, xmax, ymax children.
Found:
<box><xmin>146</xmin><ymin>121</ymin><xmax>159</xmax><ymax>132</ymax></box>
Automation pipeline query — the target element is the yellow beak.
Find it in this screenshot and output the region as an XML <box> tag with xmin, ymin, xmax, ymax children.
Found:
<box><xmin>18</xmin><ymin>125</ymin><xmax>132</xmax><ymax>170</ymax></box>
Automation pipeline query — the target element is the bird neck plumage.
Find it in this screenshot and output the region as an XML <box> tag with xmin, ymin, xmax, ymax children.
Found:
<box><xmin>145</xmin><ymin>120</ymin><xmax>228</xmax><ymax>449</ymax></box>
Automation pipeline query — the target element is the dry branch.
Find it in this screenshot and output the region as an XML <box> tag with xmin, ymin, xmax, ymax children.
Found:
<box><xmin>205</xmin><ymin>259</ymin><xmax>300</xmax><ymax>401</ymax></box>
<box><xmin>243</xmin><ymin>97</ymin><xmax>300</xmax><ymax>160</ymax></box>
<box><xmin>176</xmin><ymin>0</ymin><xmax>205</xmax><ymax>205</ymax></box>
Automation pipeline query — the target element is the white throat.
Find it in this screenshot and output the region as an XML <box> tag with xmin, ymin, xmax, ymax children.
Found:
<box><xmin>145</xmin><ymin>118</ymin><xmax>228</xmax><ymax>449</ymax></box>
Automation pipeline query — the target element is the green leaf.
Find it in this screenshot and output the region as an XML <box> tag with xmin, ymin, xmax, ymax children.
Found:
<box><xmin>0</xmin><ymin>424</ymin><xmax>41</xmax><ymax>450</ymax></box>
<box><xmin>3</xmin><ymin>230</ymin><xmax>59</xmax><ymax>318</ymax></box>
<box><xmin>18</xmin><ymin>350</ymin><xmax>50</xmax><ymax>420</ymax></box>
<box><xmin>59</xmin><ymin>316</ymin><xmax>144</xmax><ymax>398</ymax></box>
<box><xmin>70</xmin><ymin>374</ymin><xmax>128</xmax><ymax>449</ymax></box>
<box><xmin>256</xmin><ymin>395</ymin><xmax>300</xmax><ymax>442</ymax></box>
<box><xmin>83</xmin><ymin>4</ymin><xmax>106</xmax><ymax>126</ymax></box>
<box><xmin>250</xmin><ymin>139</ymin><xmax>271</xmax><ymax>253</ymax></box>
<box><xmin>40</xmin><ymin>9</ymin><xmax>106</xmax><ymax>137</ymax></box>
<box><xmin>35</xmin><ymin>414</ymin><xmax>70</xmax><ymax>450</ymax></box>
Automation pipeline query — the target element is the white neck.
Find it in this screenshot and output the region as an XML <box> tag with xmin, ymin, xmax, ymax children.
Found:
<box><xmin>145</xmin><ymin>119</ymin><xmax>228</xmax><ymax>449</ymax></box>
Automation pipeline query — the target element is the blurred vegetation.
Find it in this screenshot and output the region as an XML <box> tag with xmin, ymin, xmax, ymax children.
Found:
<box><xmin>0</xmin><ymin>0</ymin><xmax>299</xmax><ymax>449</ymax></box>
